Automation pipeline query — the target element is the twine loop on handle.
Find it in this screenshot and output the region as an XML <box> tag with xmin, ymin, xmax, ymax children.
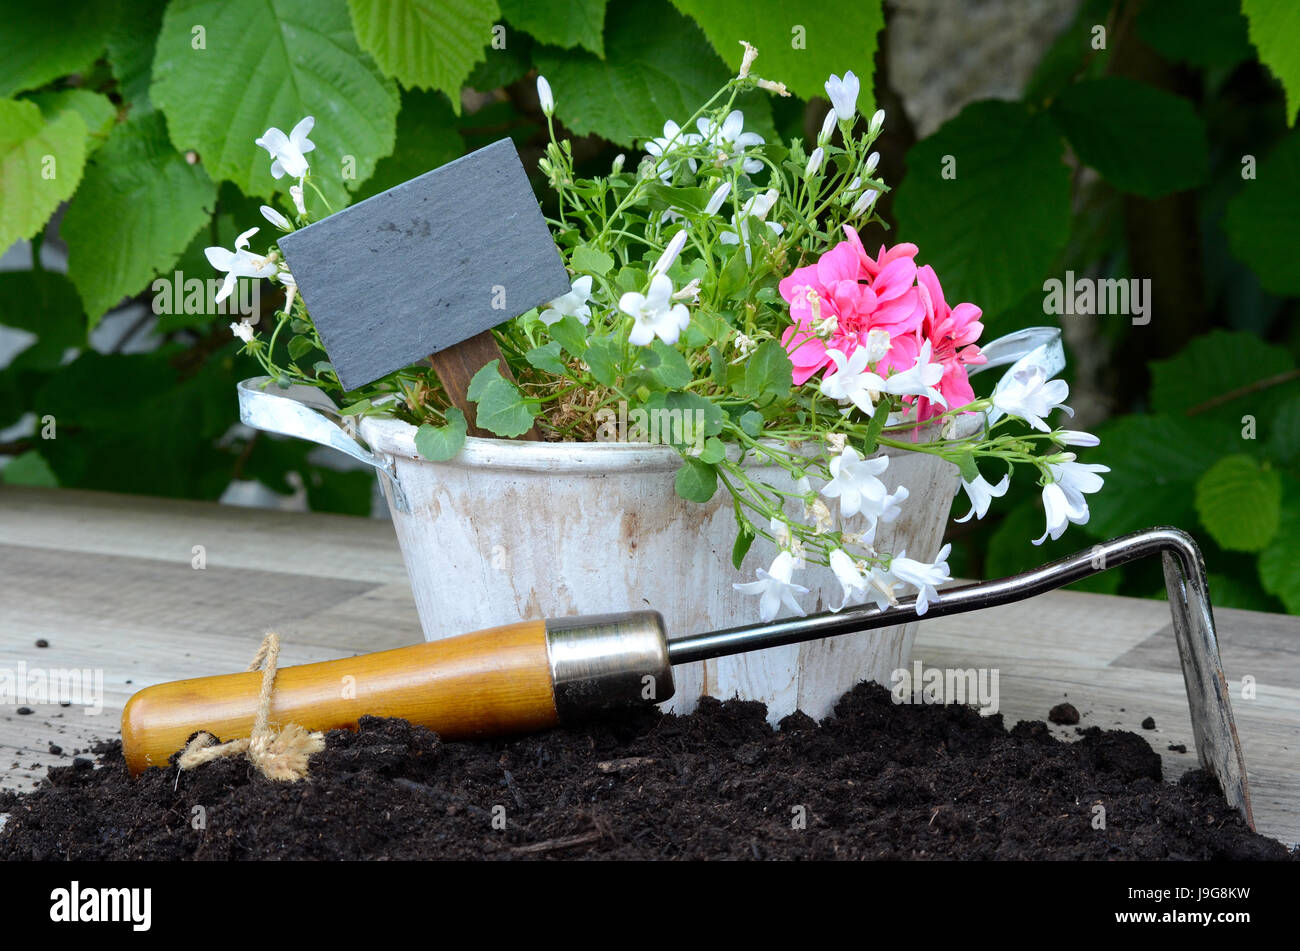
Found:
<box><xmin>177</xmin><ymin>633</ymin><xmax>325</xmax><ymax>782</ymax></box>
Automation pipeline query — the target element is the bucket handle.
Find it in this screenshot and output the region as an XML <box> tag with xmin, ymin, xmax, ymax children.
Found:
<box><xmin>236</xmin><ymin>377</ymin><xmax>410</xmax><ymax>513</ymax></box>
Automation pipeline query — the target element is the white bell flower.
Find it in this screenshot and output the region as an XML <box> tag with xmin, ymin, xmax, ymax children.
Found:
<box><xmin>955</xmin><ymin>473</ymin><xmax>1010</xmax><ymax>523</ymax></box>
<box><xmin>540</xmin><ymin>276</ymin><xmax>593</xmax><ymax>326</ymax></box>
<box><xmin>733</xmin><ymin>550</ymin><xmax>809</xmax><ymax>622</ymax></box>
<box><xmin>255</xmin><ymin>116</ymin><xmax>315</xmax><ymax>180</ymax></box>
<box><xmin>993</xmin><ymin>364</ymin><xmax>1073</xmax><ymax>432</ymax></box>
<box><xmin>619</xmin><ymin>273</ymin><xmax>691</xmax><ymax>346</ymax></box>
<box><xmin>824</xmin><ymin>71</ymin><xmax>860</xmax><ymax>121</ymax></box>
<box><xmin>204</xmin><ymin>227</ymin><xmax>278</xmax><ymax>304</ymax></box>
<box><xmin>887</xmin><ymin>544</ymin><xmax>952</xmax><ymax>616</ymax></box>
<box><xmin>821</xmin><ymin>446</ymin><xmax>889</xmax><ymax>519</ymax></box>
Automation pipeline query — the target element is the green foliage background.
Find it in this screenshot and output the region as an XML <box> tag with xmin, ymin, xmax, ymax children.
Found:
<box><xmin>1</xmin><ymin>0</ymin><xmax>1298</xmax><ymax>612</ymax></box>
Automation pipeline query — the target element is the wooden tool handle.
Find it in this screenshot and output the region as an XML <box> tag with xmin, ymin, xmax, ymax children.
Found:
<box><xmin>120</xmin><ymin>620</ymin><xmax>558</xmax><ymax>775</ymax></box>
<box><xmin>428</xmin><ymin>330</ymin><xmax>540</xmax><ymax>440</ymax></box>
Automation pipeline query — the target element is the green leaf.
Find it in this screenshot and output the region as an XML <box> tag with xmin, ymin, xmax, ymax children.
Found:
<box><xmin>675</xmin><ymin>455</ymin><xmax>718</xmax><ymax>502</ymax></box>
<box><xmin>1243</xmin><ymin>0</ymin><xmax>1300</xmax><ymax>125</ymax></box>
<box><xmin>1</xmin><ymin>451</ymin><xmax>58</xmax><ymax>488</ymax></box>
<box><xmin>28</xmin><ymin>89</ymin><xmax>117</xmax><ymax>151</ymax></box>
<box><xmin>414</xmin><ymin>407</ymin><xmax>468</xmax><ymax>460</ymax></box>
<box><xmin>151</xmin><ymin>0</ymin><xmax>399</xmax><ymax>206</ymax></box>
<box><xmin>646</xmin><ymin>340</ymin><xmax>692</xmax><ymax>388</ymax></box>
<box><xmin>731</xmin><ymin>522</ymin><xmax>755</xmax><ymax>569</ymax></box>
<box><xmin>698</xmin><ymin>435</ymin><xmax>726</xmax><ymax>464</ymax></box>
<box><xmin>739</xmin><ymin>409</ymin><xmax>764</xmax><ymax>436</ymax></box>
<box><xmin>549</xmin><ymin>315</ymin><xmax>590</xmax><ymax>357</ymax></box>
<box><xmin>467</xmin><ymin>31</ymin><xmax>533</xmax><ymax>90</ymax></box>
<box><xmin>107</xmin><ymin>0</ymin><xmax>169</xmax><ymax>116</ymax></box>
<box><xmin>1024</xmin><ymin>0</ymin><xmax>1112</xmax><ymax>103</ymax></box>
<box><xmin>1259</xmin><ymin>489</ymin><xmax>1300</xmax><ymax>611</ymax></box>
<box><xmin>740</xmin><ymin>339</ymin><xmax>793</xmax><ymax>403</ymax></box>
<box><xmin>1266</xmin><ymin>396</ymin><xmax>1300</xmax><ymax>465</ymax></box>
<box><xmin>584</xmin><ymin>336</ymin><xmax>622</xmax><ymax>386</ymax></box>
<box><xmin>1084</xmin><ymin>414</ymin><xmax>1222</xmax><ymax>538</ymax></box>
<box><xmin>466</xmin><ymin>361</ymin><xmax>538</xmax><ymax>437</ymax></box>
<box><xmin>525</xmin><ymin>340</ymin><xmax>567</xmax><ymax>375</ymax></box>
<box><xmin>1050</xmin><ymin>78</ymin><xmax>1207</xmax><ymax>198</ymax></box>
<box><xmin>352</xmin><ymin>89</ymin><xmax>464</xmax><ymax>202</ymax></box>
<box><xmin>0</xmin><ymin>1</ymin><xmax>115</xmax><ymax>98</ymax></box>
<box><xmin>62</xmin><ymin>113</ymin><xmax>217</xmax><ymax>327</ymax></box>
<box><xmin>644</xmin><ymin>390</ymin><xmax>724</xmax><ymax>438</ymax></box>
<box><xmin>347</xmin><ymin>0</ymin><xmax>498</xmax><ymax>108</ymax></box>
<box><xmin>1225</xmin><ymin>130</ymin><xmax>1300</xmax><ymax>296</ymax></box>
<box><xmin>571</xmin><ymin>243</ymin><xmax>615</xmax><ymax>276</ymax></box>
<box><xmin>1194</xmin><ymin>454</ymin><xmax>1282</xmax><ymax>552</ymax></box>
<box><xmin>893</xmin><ymin>100</ymin><xmax>1071</xmax><ymax>318</ymax></box>
<box><xmin>1137</xmin><ymin>0</ymin><xmax>1253</xmax><ymax>69</ymax></box>
<box><xmin>500</xmin><ymin>0</ymin><xmax>606</xmax><ymax>55</ymax></box>
<box><xmin>671</xmin><ymin>0</ymin><xmax>884</xmax><ymax>107</ymax></box>
<box><xmin>716</xmin><ymin>245</ymin><xmax>751</xmax><ymax>302</ymax></box>
<box><xmin>1149</xmin><ymin>330</ymin><xmax>1298</xmax><ymax>426</ymax></box>
<box><xmin>0</xmin><ymin>100</ymin><xmax>88</xmax><ymax>254</ymax></box>
<box><xmin>533</xmin><ymin>0</ymin><xmax>736</xmax><ymax>147</ymax></box>
<box><xmin>0</xmin><ymin>270</ymin><xmax>87</xmax><ymax>371</ymax></box>
<box><xmin>288</xmin><ymin>335</ymin><xmax>315</xmax><ymax>361</ymax></box>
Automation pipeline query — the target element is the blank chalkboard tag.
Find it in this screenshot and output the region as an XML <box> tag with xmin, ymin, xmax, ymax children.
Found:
<box><xmin>278</xmin><ymin>138</ymin><xmax>569</xmax><ymax>436</ymax></box>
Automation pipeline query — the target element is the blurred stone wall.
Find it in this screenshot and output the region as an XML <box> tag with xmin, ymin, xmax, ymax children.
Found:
<box><xmin>887</xmin><ymin>0</ymin><xmax>1082</xmax><ymax>137</ymax></box>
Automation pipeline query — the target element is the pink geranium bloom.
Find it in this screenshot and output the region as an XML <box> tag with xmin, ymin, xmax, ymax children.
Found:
<box><xmin>911</xmin><ymin>264</ymin><xmax>985</xmax><ymax>422</ymax></box>
<box><xmin>779</xmin><ymin>227</ymin><xmax>924</xmax><ymax>385</ymax></box>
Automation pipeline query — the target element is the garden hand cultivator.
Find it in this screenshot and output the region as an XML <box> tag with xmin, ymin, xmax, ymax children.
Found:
<box><xmin>121</xmin><ymin>527</ymin><xmax>1252</xmax><ymax>827</ymax></box>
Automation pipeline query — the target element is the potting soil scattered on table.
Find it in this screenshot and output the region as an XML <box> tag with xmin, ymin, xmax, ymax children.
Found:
<box><xmin>0</xmin><ymin>682</ymin><xmax>1291</xmax><ymax>860</ymax></box>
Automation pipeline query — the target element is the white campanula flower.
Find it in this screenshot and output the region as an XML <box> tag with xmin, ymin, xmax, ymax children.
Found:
<box><xmin>539</xmin><ymin>275</ymin><xmax>593</xmax><ymax>326</ymax></box>
<box><xmin>829</xmin><ymin>548</ymin><xmax>868</xmax><ymax>611</ymax></box>
<box><xmin>993</xmin><ymin>364</ymin><xmax>1073</xmax><ymax>432</ymax></box>
<box><xmin>259</xmin><ymin>205</ymin><xmax>292</xmax><ymax>231</ymax></box>
<box><xmin>824</xmin><ymin>71</ymin><xmax>859</xmax><ymax>122</ymax></box>
<box><xmin>645</xmin><ymin>120</ymin><xmax>701</xmax><ymax>184</ymax></box>
<box><xmin>818</xmin><ymin>108</ymin><xmax>837</xmax><ymax>146</ymax></box>
<box><xmin>652</xmin><ymin>230</ymin><xmax>688</xmax><ymax>276</ymax></box>
<box><xmin>821</xmin><ymin>445</ymin><xmax>889</xmax><ymax>519</ymax></box>
<box><xmin>821</xmin><ymin>347</ymin><xmax>884</xmax><ymax>416</ymax></box>
<box><xmin>230</xmin><ymin>320</ymin><xmax>255</xmax><ymax>343</ymax></box>
<box><xmin>884</xmin><ymin>339</ymin><xmax>946</xmax><ymax>405</ymax></box>
<box><xmin>204</xmin><ymin>227</ymin><xmax>278</xmax><ymax>303</ymax></box>
<box><xmin>864</xmin><ymin>151</ymin><xmax>880</xmax><ymax>176</ymax></box>
<box><xmin>954</xmin><ymin>472</ymin><xmax>1010</xmax><ymax>523</ymax></box>
<box><xmin>536</xmin><ymin>75</ymin><xmax>554</xmax><ymax>116</ymax></box>
<box><xmin>704</xmin><ymin>181</ymin><xmax>732</xmax><ymax>215</ymax></box>
<box><xmin>255</xmin><ymin>117</ymin><xmax>315</xmax><ymax>180</ymax></box>
<box><xmin>851</xmin><ymin>188</ymin><xmax>879</xmax><ymax>217</ymax></box>
<box><xmin>289</xmin><ymin>184</ymin><xmax>307</xmax><ymax>217</ymax></box>
<box><xmin>869</xmin><ymin>108</ymin><xmax>885</xmax><ymax>137</ymax></box>
<box><xmin>733</xmin><ymin>550</ymin><xmax>809</xmax><ymax>622</ymax></box>
<box><xmin>1056</xmin><ymin>429</ymin><xmax>1100</xmax><ymax>447</ymax></box>
<box><xmin>1033</xmin><ymin>455</ymin><xmax>1109</xmax><ymax>545</ymax></box>
<box><xmin>697</xmin><ymin>110</ymin><xmax>764</xmax><ymax>174</ymax></box>
<box><xmin>887</xmin><ymin>543</ymin><xmax>952</xmax><ymax>616</ymax></box>
<box><xmin>719</xmin><ymin>188</ymin><xmax>783</xmax><ymax>263</ymax></box>
<box><xmin>619</xmin><ymin>273</ymin><xmax>691</xmax><ymax>346</ymax></box>
<box><xmin>805</xmin><ymin>146</ymin><xmax>824</xmax><ymax>178</ymax></box>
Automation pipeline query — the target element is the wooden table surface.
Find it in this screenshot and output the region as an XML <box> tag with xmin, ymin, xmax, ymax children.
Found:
<box><xmin>2</xmin><ymin>485</ymin><xmax>1298</xmax><ymax>846</ymax></box>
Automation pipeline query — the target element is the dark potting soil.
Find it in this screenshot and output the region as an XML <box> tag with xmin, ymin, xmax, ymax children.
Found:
<box><xmin>0</xmin><ymin>682</ymin><xmax>1292</xmax><ymax>861</ymax></box>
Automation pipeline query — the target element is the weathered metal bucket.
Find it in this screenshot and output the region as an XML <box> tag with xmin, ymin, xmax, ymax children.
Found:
<box><xmin>238</xmin><ymin>328</ymin><xmax>1063</xmax><ymax>721</ymax></box>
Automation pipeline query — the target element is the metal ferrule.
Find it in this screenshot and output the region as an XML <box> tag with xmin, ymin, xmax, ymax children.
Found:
<box><xmin>545</xmin><ymin>612</ymin><xmax>675</xmax><ymax>719</ymax></box>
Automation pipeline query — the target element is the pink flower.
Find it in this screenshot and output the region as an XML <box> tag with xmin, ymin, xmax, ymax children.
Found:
<box><xmin>910</xmin><ymin>264</ymin><xmax>985</xmax><ymax>422</ymax></box>
<box><xmin>779</xmin><ymin>227</ymin><xmax>924</xmax><ymax>385</ymax></box>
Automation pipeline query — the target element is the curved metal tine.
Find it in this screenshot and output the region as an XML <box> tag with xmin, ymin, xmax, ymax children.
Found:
<box><xmin>668</xmin><ymin>527</ymin><xmax>1253</xmax><ymax>827</ymax></box>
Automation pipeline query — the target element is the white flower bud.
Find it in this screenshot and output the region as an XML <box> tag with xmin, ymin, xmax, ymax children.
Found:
<box><xmin>869</xmin><ymin>109</ymin><xmax>885</xmax><ymax>137</ymax></box>
<box><xmin>805</xmin><ymin>146</ymin><xmax>824</xmax><ymax>178</ymax></box>
<box><xmin>851</xmin><ymin>188</ymin><xmax>879</xmax><ymax>217</ymax></box>
<box><xmin>864</xmin><ymin>151</ymin><xmax>880</xmax><ymax>176</ymax></box>
<box><xmin>537</xmin><ymin>75</ymin><xmax>554</xmax><ymax>116</ymax></box>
